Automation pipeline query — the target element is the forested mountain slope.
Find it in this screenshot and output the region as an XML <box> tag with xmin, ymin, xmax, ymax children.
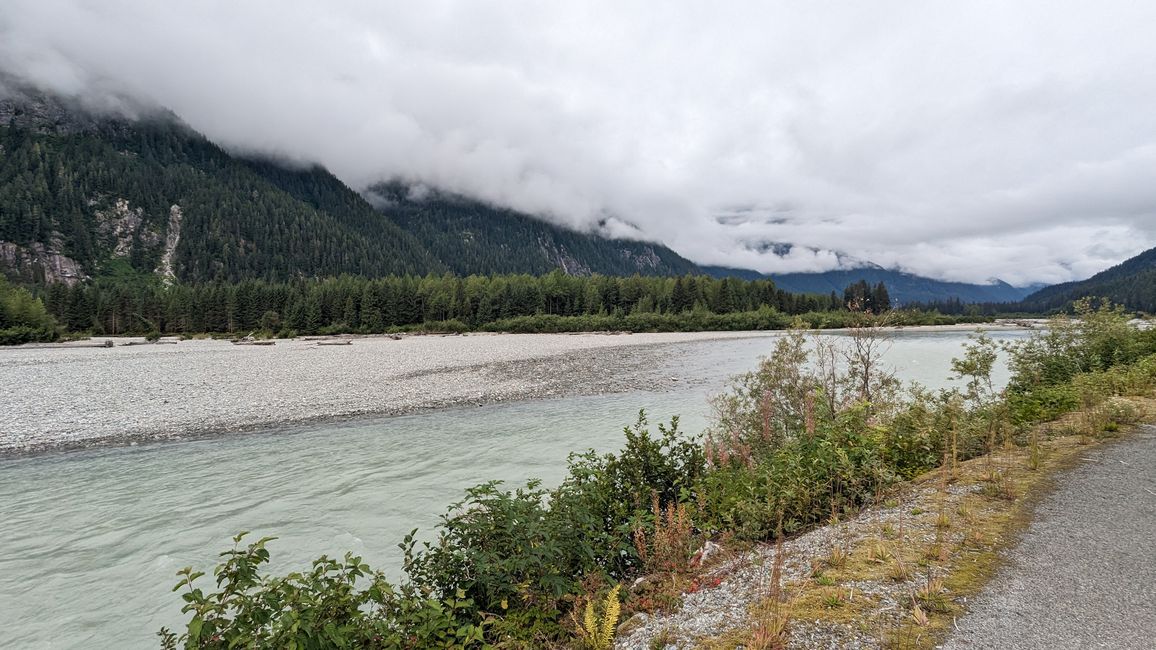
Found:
<box><xmin>366</xmin><ymin>182</ymin><xmax>699</xmax><ymax>277</ymax></box>
<box><xmin>0</xmin><ymin>82</ymin><xmax>700</xmax><ymax>285</ymax></box>
<box><xmin>1019</xmin><ymin>246</ymin><xmax>1156</xmax><ymax>312</ymax></box>
<box><xmin>0</xmin><ymin>86</ymin><xmax>443</xmax><ymax>283</ymax></box>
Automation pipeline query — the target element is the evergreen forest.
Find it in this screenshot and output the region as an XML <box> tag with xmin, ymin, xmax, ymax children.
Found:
<box><xmin>34</xmin><ymin>272</ymin><xmax>944</xmax><ymax>338</ymax></box>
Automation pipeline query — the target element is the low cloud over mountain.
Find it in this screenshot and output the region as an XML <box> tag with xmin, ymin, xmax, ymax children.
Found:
<box><xmin>3</xmin><ymin>1</ymin><xmax>1155</xmax><ymax>285</ymax></box>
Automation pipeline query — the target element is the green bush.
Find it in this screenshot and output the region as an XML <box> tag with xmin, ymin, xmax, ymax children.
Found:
<box><xmin>0</xmin><ymin>325</ymin><xmax>58</xmax><ymax>345</ymax></box>
<box><xmin>157</xmin><ymin>533</ymin><xmax>486</xmax><ymax>650</ymax></box>
<box><xmin>0</xmin><ymin>277</ymin><xmax>58</xmax><ymax>345</ymax></box>
<box><xmin>400</xmin><ymin>480</ymin><xmax>577</xmax><ymax>642</ymax></box>
<box><xmin>699</xmin><ymin>404</ymin><xmax>895</xmax><ymax>539</ymax></box>
<box><xmin>553</xmin><ymin>414</ymin><xmax>706</xmax><ymax>577</ymax></box>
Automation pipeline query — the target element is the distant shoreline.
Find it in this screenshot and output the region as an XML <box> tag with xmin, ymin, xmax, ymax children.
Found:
<box><xmin>6</xmin><ymin>319</ymin><xmax>1038</xmax><ymax>351</ymax></box>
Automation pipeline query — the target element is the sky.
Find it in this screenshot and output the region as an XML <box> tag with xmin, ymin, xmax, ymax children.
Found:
<box><xmin>2</xmin><ymin>1</ymin><xmax>1155</xmax><ymax>286</ymax></box>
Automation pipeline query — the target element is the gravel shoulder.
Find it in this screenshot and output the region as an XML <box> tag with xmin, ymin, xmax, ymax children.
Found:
<box><xmin>942</xmin><ymin>424</ymin><xmax>1156</xmax><ymax>650</ymax></box>
<box><xmin>0</xmin><ymin>331</ymin><xmax>777</xmax><ymax>456</ymax></box>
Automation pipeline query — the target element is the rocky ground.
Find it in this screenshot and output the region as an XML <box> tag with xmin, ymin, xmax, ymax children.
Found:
<box><xmin>0</xmin><ymin>331</ymin><xmax>776</xmax><ymax>455</ymax></box>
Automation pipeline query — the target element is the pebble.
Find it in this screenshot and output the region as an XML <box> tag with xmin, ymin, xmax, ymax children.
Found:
<box><xmin>0</xmin><ymin>331</ymin><xmax>775</xmax><ymax>456</ymax></box>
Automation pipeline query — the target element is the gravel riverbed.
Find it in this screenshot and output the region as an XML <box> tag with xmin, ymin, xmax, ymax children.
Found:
<box><xmin>1</xmin><ymin>331</ymin><xmax>777</xmax><ymax>455</ymax></box>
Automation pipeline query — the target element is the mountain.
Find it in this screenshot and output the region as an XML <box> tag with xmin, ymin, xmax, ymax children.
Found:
<box><xmin>1019</xmin><ymin>246</ymin><xmax>1156</xmax><ymax>313</ymax></box>
<box><xmin>702</xmin><ymin>265</ymin><xmax>1040</xmax><ymax>305</ymax></box>
<box><xmin>364</xmin><ymin>182</ymin><xmax>698</xmax><ymax>277</ymax></box>
<box><xmin>0</xmin><ymin>81</ymin><xmax>699</xmax><ymax>284</ymax></box>
<box><xmin>0</xmin><ymin>83</ymin><xmax>443</xmax><ymax>284</ymax></box>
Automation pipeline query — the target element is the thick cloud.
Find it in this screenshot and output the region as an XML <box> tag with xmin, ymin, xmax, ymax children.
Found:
<box><xmin>2</xmin><ymin>1</ymin><xmax>1155</xmax><ymax>285</ymax></box>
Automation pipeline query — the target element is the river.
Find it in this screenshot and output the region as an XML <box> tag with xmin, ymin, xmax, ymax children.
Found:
<box><xmin>0</xmin><ymin>329</ymin><xmax>1025</xmax><ymax>648</ymax></box>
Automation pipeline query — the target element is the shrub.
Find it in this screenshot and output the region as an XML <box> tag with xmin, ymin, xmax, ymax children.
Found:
<box><xmin>401</xmin><ymin>480</ymin><xmax>580</xmax><ymax>640</ymax></box>
<box><xmin>553</xmin><ymin>413</ymin><xmax>706</xmax><ymax>577</ymax></box>
<box><xmin>0</xmin><ymin>325</ymin><xmax>58</xmax><ymax>345</ymax></box>
<box><xmin>157</xmin><ymin>533</ymin><xmax>486</xmax><ymax>650</ymax></box>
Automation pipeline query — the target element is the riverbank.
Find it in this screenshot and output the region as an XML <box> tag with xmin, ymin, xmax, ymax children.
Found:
<box><xmin>617</xmin><ymin>398</ymin><xmax>1156</xmax><ymax>649</ymax></box>
<box><xmin>0</xmin><ymin>330</ymin><xmax>787</xmax><ymax>456</ymax></box>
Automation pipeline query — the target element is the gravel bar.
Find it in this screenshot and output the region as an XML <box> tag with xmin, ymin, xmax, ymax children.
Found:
<box><xmin>1</xmin><ymin>331</ymin><xmax>776</xmax><ymax>456</ymax></box>
<box><xmin>943</xmin><ymin>424</ymin><xmax>1156</xmax><ymax>650</ymax></box>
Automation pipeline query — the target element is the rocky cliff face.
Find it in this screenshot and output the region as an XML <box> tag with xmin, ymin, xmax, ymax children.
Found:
<box><xmin>0</xmin><ymin>73</ymin><xmax>163</xmax><ymax>136</ymax></box>
<box><xmin>1</xmin><ymin>79</ymin><xmax>107</xmax><ymax>136</ymax></box>
<box><xmin>0</xmin><ymin>239</ymin><xmax>87</xmax><ymax>284</ymax></box>
<box><xmin>538</xmin><ymin>236</ymin><xmax>593</xmax><ymax>276</ymax></box>
<box><xmin>155</xmin><ymin>205</ymin><xmax>183</xmax><ymax>285</ymax></box>
<box><xmin>95</xmin><ymin>198</ymin><xmax>160</xmax><ymax>256</ymax></box>
<box><xmin>620</xmin><ymin>246</ymin><xmax>664</xmax><ymax>271</ymax></box>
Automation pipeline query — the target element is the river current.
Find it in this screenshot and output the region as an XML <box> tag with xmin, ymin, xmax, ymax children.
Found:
<box><xmin>0</xmin><ymin>330</ymin><xmax>1025</xmax><ymax>648</ymax></box>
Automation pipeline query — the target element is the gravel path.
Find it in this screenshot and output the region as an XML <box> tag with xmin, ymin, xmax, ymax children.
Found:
<box><xmin>943</xmin><ymin>424</ymin><xmax>1156</xmax><ymax>650</ymax></box>
<box><xmin>0</xmin><ymin>331</ymin><xmax>776</xmax><ymax>455</ymax></box>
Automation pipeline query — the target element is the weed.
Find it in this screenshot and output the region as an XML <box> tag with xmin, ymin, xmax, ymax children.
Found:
<box><xmin>825</xmin><ymin>545</ymin><xmax>848</xmax><ymax>570</ymax></box>
<box><xmin>648</xmin><ymin>628</ymin><xmax>676</xmax><ymax>650</ymax></box>
<box><xmin>935</xmin><ymin>511</ymin><xmax>951</xmax><ymax>531</ymax></box>
<box><xmin>578</xmin><ymin>584</ymin><xmax>621</xmax><ymax>650</ymax></box>
<box><xmin>888</xmin><ymin>557</ymin><xmax>912</xmax><ymax>582</ymax></box>
<box><xmin>634</xmin><ymin>494</ymin><xmax>695</xmax><ymax>575</ymax></box>
<box><xmin>914</xmin><ymin>576</ymin><xmax>951</xmax><ymax>614</ymax></box>
<box><xmin>963</xmin><ymin>529</ymin><xmax>988</xmax><ymax>549</ymax></box>
<box><xmin>921</xmin><ymin>543</ymin><xmax>950</xmax><ymax>564</ymax></box>
<box><xmin>981</xmin><ymin>471</ymin><xmax>1016</xmax><ymax>501</ymax></box>
<box><xmin>748</xmin><ymin>539</ymin><xmax>790</xmax><ymax>650</ymax></box>
<box><xmin>820</xmin><ymin>588</ymin><xmax>847</xmax><ymax>609</ymax></box>
<box><xmin>866</xmin><ymin>540</ymin><xmax>893</xmax><ymax>563</ymax></box>
<box><xmin>911</xmin><ymin>602</ymin><xmax>929</xmax><ymax>627</ymax></box>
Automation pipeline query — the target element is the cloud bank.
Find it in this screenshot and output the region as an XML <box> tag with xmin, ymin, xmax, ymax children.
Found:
<box><xmin>2</xmin><ymin>1</ymin><xmax>1155</xmax><ymax>285</ymax></box>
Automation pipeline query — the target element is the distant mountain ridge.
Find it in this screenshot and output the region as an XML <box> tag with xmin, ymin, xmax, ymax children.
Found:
<box><xmin>702</xmin><ymin>265</ymin><xmax>1040</xmax><ymax>305</ymax></box>
<box><xmin>1019</xmin><ymin>246</ymin><xmax>1156</xmax><ymax>313</ymax></box>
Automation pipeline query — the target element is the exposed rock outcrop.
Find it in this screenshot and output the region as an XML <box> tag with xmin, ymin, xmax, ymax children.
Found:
<box><xmin>156</xmin><ymin>204</ymin><xmax>182</xmax><ymax>285</ymax></box>
<box><xmin>0</xmin><ymin>239</ymin><xmax>86</xmax><ymax>284</ymax></box>
<box><xmin>620</xmin><ymin>246</ymin><xmax>663</xmax><ymax>271</ymax></box>
<box><xmin>93</xmin><ymin>197</ymin><xmax>163</xmax><ymax>258</ymax></box>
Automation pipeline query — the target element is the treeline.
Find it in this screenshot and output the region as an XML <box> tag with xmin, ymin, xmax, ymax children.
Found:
<box><xmin>37</xmin><ymin>273</ymin><xmax>851</xmax><ymax>336</ymax></box>
<box><xmin>910</xmin><ymin>297</ymin><xmax>1006</xmax><ymax>316</ymax></box>
<box><xmin>30</xmin><ymin>273</ymin><xmax>982</xmax><ymax>338</ymax></box>
<box><xmin>842</xmin><ymin>279</ymin><xmax>891</xmax><ymax>312</ymax></box>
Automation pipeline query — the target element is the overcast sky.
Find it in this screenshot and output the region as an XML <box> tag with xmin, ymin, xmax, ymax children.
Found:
<box><xmin>3</xmin><ymin>1</ymin><xmax>1155</xmax><ymax>285</ymax></box>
